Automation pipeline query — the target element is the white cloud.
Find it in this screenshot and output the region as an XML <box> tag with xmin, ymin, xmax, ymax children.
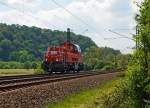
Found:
<box><xmin>131</xmin><ymin>0</ymin><xmax>144</xmax><ymax>13</ymax></box>
<box><xmin>0</xmin><ymin>10</ymin><xmax>42</xmax><ymax>27</ymax></box>
<box><xmin>5</xmin><ymin>0</ymin><xmax>42</xmax><ymax>12</ymax></box>
<box><xmin>0</xmin><ymin>0</ymin><xmax>137</xmax><ymax>53</ymax></box>
<box><xmin>7</xmin><ymin>0</ymin><xmax>38</xmax><ymax>5</ymax></box>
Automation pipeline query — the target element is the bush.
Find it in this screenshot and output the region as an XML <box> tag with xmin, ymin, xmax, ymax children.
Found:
<box><xmin>101</xmin><ymin>64</ymin><xmax>113</xmax><ymax>71</ymax></box>
<box><xmin>116</xmin><ymin>72</ymin><xmax>125</xmax><ymax>78</ymax></box>
<box><xmin>23</xmin><ymin>61</ymin><xmax>32</xmax><ymax>69</ymax></box>
<box><xmin>83</xmin><ymin>64</ymin><xmax>93</xmax><ymax>71</ymax></box>
<box><xmin>94</xmin><ymin>62</ymin><xmax>105</xmax><ymax>69</ymax></box>
<box><xmin>98</xmin><ymin>78</ymin><xmax>138</xmax><ymax>108</ymax></box>
<box><xmin>34</xmin><ymin>68</ymin><xmax>44</xmax><ymax>74</ymax></box>
<box><xmin>0</xmin><ymin>61</ymin><xmax>23</xmax><ymax>69</ymax></box>
<box><xmin>31</xmin><ymin>62</ymin><xmax>38</xmax><ymax>69</ymax></box>
<box><xmin>0</xmin><ymin>61</ymin><xmax>41</xmax><ymax>69</ymax></box>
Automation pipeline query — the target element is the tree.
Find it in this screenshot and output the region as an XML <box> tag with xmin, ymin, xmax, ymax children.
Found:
<box><xmin>23</xmin><ymin>61</ymin><xmax>31</xmax><ymax>69</ymax></box>
<box><xmin>0</xmin><ymin>23</ymin><xmax>97</xmax><ymax>62</ymax></box>
<box><xmin>0</xmin><ymin>39</ymin><xmax>12</xmax><ymax>60</ymax></box>
<box><xmin>127</xmin><ymin>0</ymin><xmax>150</xmax><ymax>107</ymax></box>
<box><xmin>83</xmin><ymin>46</ymin><xmax>122</xmax><ymax>70</ymax></box>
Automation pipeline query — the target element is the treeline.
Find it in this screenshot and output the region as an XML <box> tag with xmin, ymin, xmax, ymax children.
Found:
<box><xmin>0</xmin><ymin>46</ymin><xmax>130</xmax><ymax>70</ymax></box>
<box><xmin>0</xmin><ymin>23</ymin><xmax>130</xmax><ymax>70</ymax></box>
<box><xmin>84</xmin><ymin>46</ymin><xmax>131</xmax><ymax>70</ymax></box>
<box><xmin>0</xmin><ymin>23</ymin><xmax>97</xmax><ymax>62</ymax></box>
<box><xmin>0</xmin><ymin>61</ymin><xmax>40</xmax><ymax>69</ymax></box>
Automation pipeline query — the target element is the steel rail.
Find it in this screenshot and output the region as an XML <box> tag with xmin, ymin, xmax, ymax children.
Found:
<box><xmin>0</xmin><ymin>70</ymin><xmax>117</xmax><ymax>92</ymax></box>
<box><xmin>0</xmin><ymin>70</ymin><xmax>112</xmax><ymax>84</ymax></box>
<box><xmin>0</xmin><ymin>72</ymin><xmax>91</xmax><ymax>85</ymax></box>
<box><xmin>0</xmin><ymin>71</ymin><xmax>88</xmax><ymax>81</ymax></box>
<box><xmin>0</xmin><ymin>71</ymin><xmax>98</xmax><ymax>85</ymax></box>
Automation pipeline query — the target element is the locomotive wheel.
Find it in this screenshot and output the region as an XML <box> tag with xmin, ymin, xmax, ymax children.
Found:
<box><xmin>73</xmin><ymin>68</ymin><xmax>77</xmax><ymax>73</ymax></box>
<box><xmin>76</xmin><ymin>69</ymin><xmax>79</xmax><ymax>73</ymax></box>
<box><xmin>60</xmin><ymin>70</ymin><xmax>65</xmax><ymax>74</ymax></box>
<box><xmin>48</xmin><ymin>68</ymin><xmax>52</xmax><ymax>74</ymax></box>
<box><xmin>73</xmin><ymin>63</ymin><xmax>79</xmax><ymax>73</ymax></box>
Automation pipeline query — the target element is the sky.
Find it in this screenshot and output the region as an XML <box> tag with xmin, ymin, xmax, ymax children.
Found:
<box><xmin>0</xmin><ymin>0</ymin><xmax>143</xmax><ymax>53</ymax></box>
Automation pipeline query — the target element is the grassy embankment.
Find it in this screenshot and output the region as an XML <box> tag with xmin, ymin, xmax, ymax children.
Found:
<box><xmin>0</xmin><ymin>69</ymin><xmax>35</xmax><ymax>76</ymax></box>
<box><xmin>45</xmin><ymin>73</ymin><xmax>125</xmax><ymax>108</ymax></box>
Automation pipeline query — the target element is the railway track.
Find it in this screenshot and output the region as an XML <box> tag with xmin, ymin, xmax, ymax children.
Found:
<box><xmin>0</xmin><ymin>70</ymin><xmax>117</xmax><ymax>93</ymax></box>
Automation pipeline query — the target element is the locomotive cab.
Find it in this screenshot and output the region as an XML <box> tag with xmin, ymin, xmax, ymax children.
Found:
<box><xmin>42</xmin><ymin>28</ymin><xmax>83</xmax><ymax>74</ymax></box>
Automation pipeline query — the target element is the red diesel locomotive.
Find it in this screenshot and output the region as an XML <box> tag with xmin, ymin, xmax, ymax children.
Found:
<box><xmin>42</xmin><ymin>28</ymin><xmax>83</xmax><ymax>73</ymax></box>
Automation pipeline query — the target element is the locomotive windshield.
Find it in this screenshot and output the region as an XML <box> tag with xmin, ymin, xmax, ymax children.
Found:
<box><xmin>74</xmin><ymin>44</ymin><xmax>81</xmax><ymax>53</ymax></box>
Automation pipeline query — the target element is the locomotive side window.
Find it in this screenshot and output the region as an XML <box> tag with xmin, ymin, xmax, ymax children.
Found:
<box><xmin>50</xmin><ymin>51</ymin><xmax>57</xmax><ymax>55</ymax></box>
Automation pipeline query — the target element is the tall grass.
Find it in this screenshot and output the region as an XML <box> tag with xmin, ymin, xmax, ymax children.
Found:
<box><xmin>0</xmin><ymin>69</ymin><xmax>35</xmax><ymax>76</ymax></box>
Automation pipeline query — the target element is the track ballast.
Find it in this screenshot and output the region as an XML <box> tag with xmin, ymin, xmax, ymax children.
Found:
<box><xmin>0</xmin><ymin>70</ymin><xmax>117</xmax><ymax>93</ymax></box>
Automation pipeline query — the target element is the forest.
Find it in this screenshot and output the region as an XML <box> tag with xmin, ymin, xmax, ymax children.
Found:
<box><xmin>0</xmin><ymin>23</ymin><xmax>96</xmax><ymax>61</ymax></box>
<box><xmin>0</xmin><ymin>23</ymin><xmax>130</xmax><ymax>70</ymax></box>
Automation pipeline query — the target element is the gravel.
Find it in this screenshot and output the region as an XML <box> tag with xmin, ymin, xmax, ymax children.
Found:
<box><xmin>0</xmin><ymin>72</ymin><xmax>117</xmax><ymax>108</ymax></box>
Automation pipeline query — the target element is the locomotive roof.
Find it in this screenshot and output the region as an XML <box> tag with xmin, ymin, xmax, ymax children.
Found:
<box><xmin>60</xmin><ymin>42</ymin><xmax>82</xmax><ymax>52</ymax></box>
<box><xmin>48</xmin><ymin>42</ymin><xmax>81</xmax><ymax>52</ymax></box>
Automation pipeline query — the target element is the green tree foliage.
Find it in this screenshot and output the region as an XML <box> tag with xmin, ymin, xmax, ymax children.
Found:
<box><xmin>113</xmin><ymin>0</ymin><xmax>150</xmax><ymax>108</ymax></box>
<box><xmin>0</xmin><ymin>23</ymin><xmax>131</xmax><ymax>70</ymax></box>
<box><xmin>116</xmin><ymin>54</ymin><xmax>131</xmax><ymax>70</ymax></box>
<box><xmin>125</xmin><ymin>0</ymin><xmax>150</xmax><ymax>107</ymax></box>
<box><xmin>0</xmin><ymin>61</ymin><xmax>40</xmax><ymax>69</ymax></box>
<box><xmin>95</xmin><ymin>1</ymin><xmax>150</xmax><ymax>107</ymax></box>
<box><xmin>0</xmin><ymin>23</ymin><xmax>97</xmax><ymax>62</ymax></box>
<box><xmin>83</xmin><ymin>46</ymin><xmax>130</xmax><ymax>70</ymax></box>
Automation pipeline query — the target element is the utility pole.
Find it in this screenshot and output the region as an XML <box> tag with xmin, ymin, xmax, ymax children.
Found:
<box><xmin>114</xmin><ymin>54</ymin><xmax>117</xmax><ymax>70</ymax></box>
<box><xmin>135</xmin><ymin>25</ymin><xmax>140</xmax><ymax>60</ymax></box>
<box><xmin>136</xmin><ymin>25</ymin><xmax>139</xmax><ymax>50</ymax></box>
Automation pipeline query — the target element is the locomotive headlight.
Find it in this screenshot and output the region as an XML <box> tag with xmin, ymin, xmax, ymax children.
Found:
<box><xmin>45</xmin><ymin>58</ymin><xmax>47</xmax><ymax>61</ymax></box>
<box><xmin>56</xmin><ymin>58</ymin><xmax>58</xmax><ymax>61</ymax></box>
